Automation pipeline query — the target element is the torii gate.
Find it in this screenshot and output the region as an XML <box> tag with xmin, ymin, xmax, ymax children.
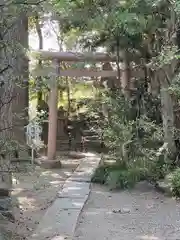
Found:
<box><xmin>33</xmin><ymin>51</ymin><xmax>118</xmax><ymax>161</ymax></box>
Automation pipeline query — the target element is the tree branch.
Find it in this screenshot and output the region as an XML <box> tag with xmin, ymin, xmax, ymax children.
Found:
<box><xmin>0</xmin><ymin>65</ymin><xmax>12</xmax><ymax>76</ymax></box>
<box><xmin>0</xmin><ymin>0</ymin><xmax>45</xmax><ymax>7</ymax></box>
<box><xmin>0</xmin><ymin>94</ymin><xmax>16</xmax><ymax>109</ymax></box>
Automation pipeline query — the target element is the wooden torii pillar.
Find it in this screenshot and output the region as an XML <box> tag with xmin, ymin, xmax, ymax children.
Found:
<box><xmin>33</xmin><ymin>51</ymin><xmax>117</xmax><ymax>161</ymax></box>
<box><xmin>47</xmin><ymin>60</ymin><xmax>59</xmax><ymax>160</ymax></box>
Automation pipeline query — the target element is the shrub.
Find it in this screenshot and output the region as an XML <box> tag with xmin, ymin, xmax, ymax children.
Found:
<box><xmin>92</xmin><ymin>165</ymin><xmax>109</xmax><ymax>184</ymax></box>
<box><xmin>92</xmin><ymin>162</ymin><xmax>127</xmax><ymax>185</ymax></box>
<box><xmin>106</xmin><ymin>170</ymin><xmax>129</xmax><ymax>189</ymax></box>
<box><xmin>92</xmin><ymin>163</ymin><xmax>147</xmax><ymax>190</ymax></box>
<box><xmin>170</xmin><ymin>168</ymin><xmax>180</xmax><ymax>197</ymax></box>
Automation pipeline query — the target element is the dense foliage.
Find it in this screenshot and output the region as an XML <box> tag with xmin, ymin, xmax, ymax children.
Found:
<box><xmin>3</xmin><ymin>0</ymin><xmax>180</xmax><ymax>195</ymax></box>
<box><xmin>36</xmin><ymin>0</ymin><xmax>180</xmax><ymax>193</ymax></box>
<box><xmin>90</xmin><ymin>89</ymin><xmax>171</xmax><ymax>189</ymax></box>
<box><xmin>60</xmin><ymin>0</ymin><xmax>180</xmax><ymax>191</ymax></box>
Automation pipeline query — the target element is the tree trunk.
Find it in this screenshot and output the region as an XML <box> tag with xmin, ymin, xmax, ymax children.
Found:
<box><xmin>12</xmin><ymin>14</ymin><xmax>29</xmax><ymax>159</ymax></box>
<box><xmin>66</xmin><ymin>77</ymin><xmax>71</xmax><ymax>117</ymax></box>
<box><xmin>148</xmin><ymin>69</ymin><xmax>160</xmax><ymax>96</ymax></box>
<box><xmin>0</xmin><ymin>71</ymin><xmax>13</xmax><ymax>192</ymax></box>
<box><xmin>121</xmin><ymin>50</ymin><xmax>131</xmax><ymax>98</ymax></box>
<box><xmin>0</xmin><ymin>5</ymin><xmax>29</xmax><ymax>190</ymax></box>
<box><xmin>35</xmin><ymin>13</ymin><xmax>43</xmax><ymax>108</ymax></box>
<box><xmin>0</xmin><ymin>6</ymin><xmax>16</xmax><ymax>192</ymax></box>
<box><xmin>102</xmin><ymin>62</ymin><xmax>116</xmax><ymax>90</ymax></box>
<box><xmin>159</xmin><ymin>70</ymin><xmax>176</xmax><ymax>157</ymax></box>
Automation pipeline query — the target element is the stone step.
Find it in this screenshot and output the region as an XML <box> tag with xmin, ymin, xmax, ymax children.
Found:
<box><xmin>56</xmin><ymin>143</ymin><xmax>70</xmax><ymax>151</ymax></box>
<box><xmin>84</xmin><ymin>139</ymin><xmax>101</xmax><ymax>144</ymax></box>
<box><xmin>56</xmin><ymin>139</ymin><xmax>69</xmax><ymax>144</ymax></box>
<box><xmin>85</xmin><ymin>135</ymin><xmax>100</xmax><ymax>141</ymax></box>
<box><xmin>56</xmin><ymin>137</ymin><xmax>103</xmax><ymax>152</ymax></box>
<box><xmin>84</xmin><ymin>141</ymin><xmax>107</xmax><ymax>153</ymax></box>
<box><xmin>83</xmin><ymin>130</ymin><xmax>97</xmax><ymax>136</ymax></box>
<box><xmin>57</xmin><ymin>147</ymin><xmax>70</xmax><ymax>151</ymax></box>
<box><xmin>56</xmin><ymin>138</ymin><xmax>69</xmax><ymax>142</ymax></box>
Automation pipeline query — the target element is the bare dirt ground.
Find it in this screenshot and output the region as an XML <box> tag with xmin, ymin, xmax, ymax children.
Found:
<box><xmin>74</xmin><ymin>182</ymin><xmax>180</xmax><ymax>240</ymax></box>
<box><xmin>0</xmin><ymin>156</ymin><xmax>80</xmax><ymax>240</ymax></box>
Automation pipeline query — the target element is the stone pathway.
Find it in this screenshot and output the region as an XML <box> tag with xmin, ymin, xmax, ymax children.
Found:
<box><xmin>29</xmin><ymin>153</ymin><xmax>101</xmax><ymax>240</ymax></box>
<box><xmin>0</xmin><ymin>157</ymin><xmax>80</xmax><ymax>240</ymax></box>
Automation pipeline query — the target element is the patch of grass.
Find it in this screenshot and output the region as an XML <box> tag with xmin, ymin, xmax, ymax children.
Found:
<box><xmin>92</xmin><ymin>162</ymin><xmax>147</xmax><ymax>190</ymax></box>
<box><xmin>170</xmin><ymin>168</ymin><xmax>180</xmax><ymax>197</ymax></box>
<box><xmin>92</xmin><ymin>162</ymin><xmax>127</xmax><ymax>184</ymax></box>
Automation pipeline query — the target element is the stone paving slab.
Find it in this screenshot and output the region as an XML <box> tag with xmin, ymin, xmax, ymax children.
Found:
<box><xmin>51</xmin><ymin>237</ymin><xmax>67</xmax><ymax>240</ymax></box>
<box><xmin>76</xmin><ymin>157</ymin><xmax>100</xmax><ymax>170</ymax></box>
<box><xmin>56</xmin><ymin>197</ymin><xmax>88</xmax><ymax>209</ymax></box>
<box><xmin>69</xmin><ymin>156</ymin><xmax>101</xmax><ymax>183</ymax></box>
<box><xmin>29</xmin><ymin>154</ymin><xmax>101</xmax><ymax>240</ymax></box>
<box><xmin>58</xmin><ymin>181</ymin><xmax>90</xmax><ymax>198</ymax></box>
<box><xmin>30</xmin><ymin>197</ymin><xmax>89</xmax><ymax>240</ymax></box>
<box><xmin>68</xmin><ymin>173</ymin><xmax>92</xmax><ymax>183</ymax></box>
<box><xmin>30</xmin><ymin>208</ymin><xmax>81</xmax><ymax>240</ymax></box>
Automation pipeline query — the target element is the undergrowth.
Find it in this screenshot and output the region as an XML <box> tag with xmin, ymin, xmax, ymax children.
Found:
<box><xmin>92</xmin><ymin>157</ymin><xmax>171</xmax><ymax>190</ymax></box>
<box><xmin>170</xmin><ymin>168</ymin><xmax>180</xmax><ymax>197</ymax></box>
<box><xmin>89</xmin><ymin>89</ymin><xmax>174</xmax><ymax>190</ymax></box>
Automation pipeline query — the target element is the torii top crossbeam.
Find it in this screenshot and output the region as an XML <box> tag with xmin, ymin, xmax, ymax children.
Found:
<box><xmin>33</xmin><ymin>50</ymin><xmax>117</xmax><ymax>62</ymax></box>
